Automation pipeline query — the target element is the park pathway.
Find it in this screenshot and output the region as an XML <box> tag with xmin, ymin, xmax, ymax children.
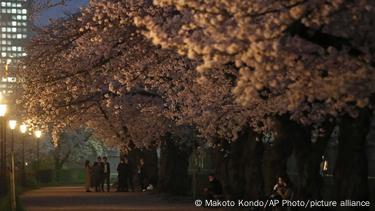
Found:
<box><xmin>21</xmin><ymin>186</ymin><xmax>209</xmax><ymax>211</ymax></box>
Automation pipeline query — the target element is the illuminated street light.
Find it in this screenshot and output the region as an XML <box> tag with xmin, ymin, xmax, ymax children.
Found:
<box><xmin>0</xmin><ymin>104</ymin><xmax>7</xmax><ymax>117</ymax></box>
<box><xmin>20</xmin><ymin>123</ymin><xmax>27</xmax><ymax>186</ymax></box>
<box><xmin>8</xmin><ymin>120</ymin><xmax>16</xmax><ymax>130</ymax></box>
<box><xmin>20</xmin><ymin>124</ymin><xmax>27</xmax><ymax>134</ymax></box>
<box><xmin>35</xmin><ymin>130</ymin><xmax>42</xmax><ymax>139</ymax></box>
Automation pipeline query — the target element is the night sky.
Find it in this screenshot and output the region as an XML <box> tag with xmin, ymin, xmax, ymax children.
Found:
<box><xmin>37</xmin><ymin>0</ymin><xmax>88</xmax><ymax>25</ymax></box>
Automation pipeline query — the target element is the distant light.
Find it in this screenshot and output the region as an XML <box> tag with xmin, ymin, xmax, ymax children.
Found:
<box><xmin>34</xmin><ymin>130</ymin><xmax>42</xmax><ymax>138</ymax></box>
<box><xmin>20</xmin><ymin>123</ymin><xmax>27</xmax><ymax>134</ymax></box>
<box><xmin>0</xmin><ymin>104</ymin><xmax>7</xmax><ymax>117</ymax></box>
<box><xmin>9</xmin><ymin>120</ymin><xmax>17</xmax><ymax>130</ymax></box>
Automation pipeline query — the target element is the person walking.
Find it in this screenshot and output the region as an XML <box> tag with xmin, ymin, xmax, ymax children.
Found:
<box><xmin>103</xmin><ymin>156</ymin><xmax>111</xmax><ymax>192</ymax></box>
<box><xmin>84</xmin><ymin>160</ymin><xmax>92</xmax><ymax>192</ymax></box>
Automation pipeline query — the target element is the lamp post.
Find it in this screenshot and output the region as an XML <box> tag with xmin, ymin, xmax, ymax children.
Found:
<box><xmin>8</xmin><ymin>119</ymin><xmax>17</xmax><ymax>211</ymax></box>
<box><xmin>20</xmin><ymin>124</ymin><xmax>27</xmax><ymax>186</ymax></box>
<box><xmin>9</xmin><ymin>120</ymin><xmax>16</xmax><ymax>153</ymax></box>
<box><xmin>34</xmin><ymin>130</ymin><xmax>42</xmax><ymax>182</ymax></box>
<box><xmin>0</xmin><ymin>104</ymin><xmax>6</xmax><ymax>196</ymax></box>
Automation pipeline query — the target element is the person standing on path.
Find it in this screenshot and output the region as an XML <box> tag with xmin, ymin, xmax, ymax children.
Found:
<box><xmin>137</xmin><ymin>158</ymin><xmax>146</xmax><ymax>191</ymax></box>
<box><xmin>117</xmin><ymin>158</ymin><xmax>126</xmax><ymax>192</ymax></box>
<box><xmin>97</xmin><ymin>156</ymin><xmax>105</xmax><ymax>192</ymax></box>
<box><xmin>103</xmin><ymin>156</ymin><xmax>111</xmax><ymax>192</ymax></box>
<box><xmin>123</xmin><ymin>158</ymin><xmax>134</xmax><ymax>191</ymax></box>
<box><xmin>92</xmin><ymin>162</ymin><xmax>101</xmax><ymax>192</ymax></box>
<box><xmin>84</xmin><ymin>160</ymin><xmax>92</xmax><ymax>192</ymax></box>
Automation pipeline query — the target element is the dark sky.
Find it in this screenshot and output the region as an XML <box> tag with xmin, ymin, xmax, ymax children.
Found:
<box><xmin>37</xmin><ymin>0</ymin><xmax>88</xmax><ymax>26</ymax></box>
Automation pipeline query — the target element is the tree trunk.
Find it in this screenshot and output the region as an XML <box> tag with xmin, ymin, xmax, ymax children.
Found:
<box><xmin>292</xmin><ymin>120</ymin><xmax>335</xmax><ymax>204</ymax></box>
<box><xmin>334</xmin><ymin>109</ymin><xmax>371</xmax><ymax>211</ymax></box>
<box><xmin>211</xmin><ymin>139</ymin><xmax>230</xmax><ymax>197</ymax></box>
<box><xmin>243</xmin><ymin>132</ymin><xmax>264</xmax><ymax>201</ymax></box>
<box><xmin>53</xmin><ymin>149</ymin><xmax>62</xmax><ymax>182</ymax></box>
<box><xmin>214</xmin><ymin>128</ymin><xmax>264</xmax><ymax>201</ymax></box>
<box><xmin>158</xmin><ymin>133</ymin><xmax>191</xmax><ymax>195</ymax></box>
<box><xmin>262</xmin><ymin>116</ymin><xmax>294</xmax><ymax>197</ymax></box>
<box><xmin>54</xmin><ymin>161</ymin><xmax>63</xmax><ymax>182</ymax></box>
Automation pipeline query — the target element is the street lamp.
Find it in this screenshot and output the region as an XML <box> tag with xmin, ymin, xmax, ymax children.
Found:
<box><xmin>0</xmin><ymin>104</ymin><xmax>6</xmax><ymax>116</ymax></box>
<box><xmin>8</xmin><ymin>120</ymin><xmax>16</xmax><ymax>128</ymax></box>
<box><xmin>34</xmin><ymin>130</ymin><xmax>42</xmax><ymax>180</ymax></box>
<box><xmin>35</xmin><ymin>130</ymin><xmax>42</xmax><ymax>138</ymax></box>
<box><xmin>0</xmin><ymin>104</ymin><xmax>6</xmax><ymax>197</ymax></box>
<box><xmin>8</xmin><ymin>119</ymin><xmax>16</xmax><ymax>211</ymax></box>
<box><xmin>20</xmin><ymin>124</ymin><xmax>27</xmax><ymax>134</ymax></box>
<box><xmin>20</xmin><ymin>124</ymin><xmax>27</xmax><ymax>186</ymax></box>
<box><xmin>9</xmin><ymin>120</ymin><xmax>16</xmax><ymax>151</ymax></box>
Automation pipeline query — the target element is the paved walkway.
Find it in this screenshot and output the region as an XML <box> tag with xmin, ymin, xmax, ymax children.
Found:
<box><xmin>21</xmin><ymin>186</ymin><xmax>208</xmax><ymax>211</ymax></box>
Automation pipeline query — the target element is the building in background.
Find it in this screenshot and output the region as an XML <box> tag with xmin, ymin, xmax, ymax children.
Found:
<box><xmin>0</xmin><ymin>0</ymin><xmax>29</xmax><ymax>93</ymax></box>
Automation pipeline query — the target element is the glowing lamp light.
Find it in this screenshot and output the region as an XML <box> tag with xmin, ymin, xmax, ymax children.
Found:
<box><xmin>20</xmin><ymin>123</ymin><xmax>27</xmax><ymax>134</ymax></box>
<box><xmin>8</xmin><ymin>120</ymin><xmax>17</xmax><ymax>130</ymax></box>
<box><xmin>0</xmin><ymin>104</ymin><xmax>7</xmax><ymax>117</ymax></box>
<box><xmin>34</xmin><ymin>130</ymin><xmax>42</xmax><ymax>139</ymax></box>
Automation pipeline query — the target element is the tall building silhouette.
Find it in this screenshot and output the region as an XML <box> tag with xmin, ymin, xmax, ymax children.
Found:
<box><xmin>0</xmin><ymin>0</ymin><xmax>29</xmax><ymax>93</ymax></box>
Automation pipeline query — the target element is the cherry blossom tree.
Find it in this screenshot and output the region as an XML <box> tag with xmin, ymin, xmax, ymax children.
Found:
<box><xmin>133</xmin><ymin>0</ymin><xmax>375</xmax><ymax>202</ymax></box>
<box><xmin>20</xmin><ymin>0</ymin><xmax>375</xmax><ymax>203</ymax></box>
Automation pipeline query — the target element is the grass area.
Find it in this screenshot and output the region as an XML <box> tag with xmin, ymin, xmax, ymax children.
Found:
<box><xmin>0</xmin><ymin>192</ymin><xmax>26</xmax><ymax>211</ymax></box>
<box><xmin>0</xmin><ymin>181</ymin><xmax>41</xmax><ymax>211</ymax></box>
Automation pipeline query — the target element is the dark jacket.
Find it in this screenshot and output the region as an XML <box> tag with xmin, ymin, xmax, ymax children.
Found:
<box><xmin>117</xmin><ymin>162</ymin><xmax>126</xmax><ymax>176</ymax></box>
<box><xmin>117</xmin><ymin>162</ymin><xmax>131</xmax><ymax>176</ymax></box>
